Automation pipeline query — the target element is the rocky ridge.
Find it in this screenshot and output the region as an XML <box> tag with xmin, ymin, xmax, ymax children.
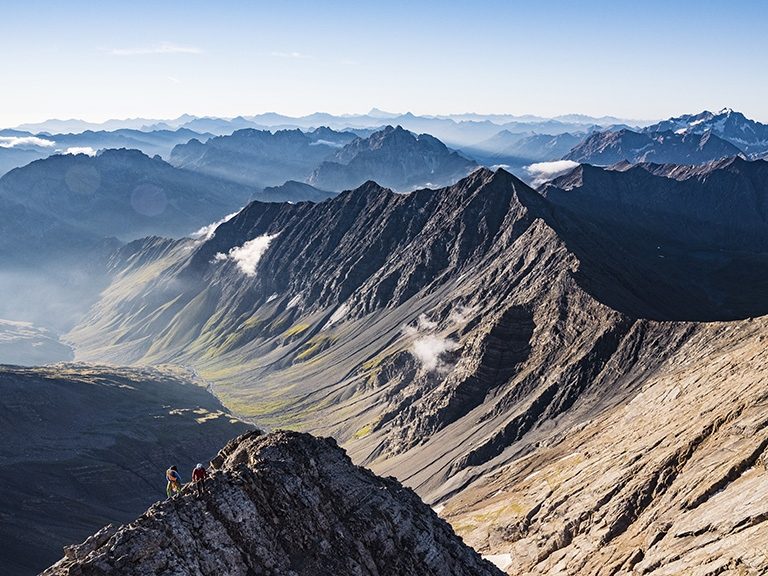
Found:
<box><xmin>44</xmin><ymin>430</ymin><xmax>502</xmax><ymax>576</ymax></box>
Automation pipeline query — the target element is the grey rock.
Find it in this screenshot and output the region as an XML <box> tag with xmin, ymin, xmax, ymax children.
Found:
<box><xmin>43</xmin><ymin>430</ymin><xmax>502</xmax><ymax>576</ymax></box>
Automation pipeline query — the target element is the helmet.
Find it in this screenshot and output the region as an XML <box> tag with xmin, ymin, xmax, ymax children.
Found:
<box><xmin>196</xmin><ymin>463</ymin><xmax>203</xmax><ymax>469</ymax></box>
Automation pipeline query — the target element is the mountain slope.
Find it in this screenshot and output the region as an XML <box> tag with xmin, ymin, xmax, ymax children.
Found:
<box><xmin>44</xmin><ymin>430</ymin><xmax>502</xmax><ymax>576</ymax></box>
<box><xmin>541</xmin><ymin>157</ymin><xmax>768</xmax><ymax>320</ymax></box>
<box><xmin>0</xmin><ymin>364</ymin><xmax>251</xmax><ymax>576</ymax></box>
<box><xmin>443</xmin><ymin>315</ymin><xmax>768</xmax><ymax>574</ymax></box>
<box><xmin>65</xmin><ymin>165</ymin><xmax>768</xmax><ymax>574</ymax></box>
<box><xmin>308</xmin><ymin>125</ymin><xmax>478</xmax><ymax>191</ymax></box>
<box><xmin>0</xmin><ymin>149</ymin><xmax>255</xmax><ymax>240</ymax></box>
<box><xmin>564</xmin><ymin>128</ymin><xmax>742</xmax><ymax>165</ymax></box>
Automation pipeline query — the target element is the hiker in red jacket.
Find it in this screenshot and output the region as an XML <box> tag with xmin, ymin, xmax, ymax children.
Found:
<box><xmin>192</xmin><ymin>463</ymin><xmax>207</xmax><ymax>497</ymax></box>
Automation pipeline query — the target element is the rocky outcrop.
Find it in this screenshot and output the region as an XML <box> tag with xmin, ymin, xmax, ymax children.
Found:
<box><xmin>44</xmin><ymin>430</ymin><xmax>502</xmax><ymax>576</ymax></box>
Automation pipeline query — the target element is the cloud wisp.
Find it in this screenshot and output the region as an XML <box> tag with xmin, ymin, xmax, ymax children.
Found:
<box><xmin>525</xmin><ymin>160</ymin><xmax>580</xmax><ymax>187</ymax></box>
<box><xmin>214</xmin><ymin>233</ymin><xmax>280</xmax><ymax>276</ymax></box>
<box><xmin>270</xmin><ymin>51</ymin><xmax>312</xmax><ymax>60</ymax></box>
<box><xmin>65</xmin><ymin>146</ymin><xmax>97</xmax><ymax>156</ymax></box>
<box><xmin>191</xmin><ymin>210</ymin><xmax>240</xmax><ymax>241</ymax></box>
<box><xmin>0</xmin><ymin>136</ymin><xmax>55</xmax><ymax>149</ymax></box>
<box><xmin>404</xmin><ymin>313</ymin><xmax>459</xmax><ymax>373</ymax></box>
<box><xmin>109</xmin><ymin>42</ymin><xmax>203</xmax><ymax>56</ymax></box>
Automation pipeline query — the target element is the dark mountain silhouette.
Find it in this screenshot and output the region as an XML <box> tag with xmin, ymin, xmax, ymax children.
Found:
<box><xmin>308</xmin><ymin>125</ymin><xmax>478</xmax><ymax>191</ymax></box>
<box><xmin>257</xmin><ymin>180</ymin><xmax>336</xmax><ymax>203</ymax></box>
<box><xmin>564</xmin><ymin>128</ymin><xmax>742</xmax><ymax>165</ymax></box>
<box><xmin>0</xmin><ymin>148</ymin><xmax>255</xmax><ymax>241</ymax></box>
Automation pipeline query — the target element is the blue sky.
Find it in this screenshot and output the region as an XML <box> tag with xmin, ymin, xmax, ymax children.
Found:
<box><xmin>2</xmin><ymin>0</ymin><xmax>767</xmax><ymax>126</ymax></box>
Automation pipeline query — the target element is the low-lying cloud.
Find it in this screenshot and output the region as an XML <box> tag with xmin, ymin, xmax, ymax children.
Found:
<box><xmin>0</xmin><ymin>136</ymin><xmax>55</xmax><ymax>149</ymax></box>
<box><xmin>404</xmin><ymin>313</ymin><xmax>458</xmax><ymax>372</ymax></box>
<box><xmin>525</xmin><ymin>160</ymin><xmax>580</xmax><ymax>187</ymax></box>
<box><xmin>214</xmin><ymin>233</ymin><xmax>279</xmax><ymax>276</ymax></box>
<box><xmin>410</xmin><ymin>334</ymin><xmax>459</xmax><ymax>372</ymax></box>
<box><xmin>65</xmin><ymin>146</ymin><xmax>97</xmax><ymax>156</ymax></box>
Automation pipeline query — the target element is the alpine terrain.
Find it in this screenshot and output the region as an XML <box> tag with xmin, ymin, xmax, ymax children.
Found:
<box><xmin>59</xmin><ymin>158</ymin><xmax>768</xmax><ymax>573</ymax></box>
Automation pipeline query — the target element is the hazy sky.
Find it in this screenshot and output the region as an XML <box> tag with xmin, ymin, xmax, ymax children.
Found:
<box><xmin>3</xmin><ymin>0</ymin><xmax>768</xmax><ymax>127</ymax></box>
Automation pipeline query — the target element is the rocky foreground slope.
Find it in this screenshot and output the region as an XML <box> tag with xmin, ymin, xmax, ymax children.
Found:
<box><xmin>0</xmin><ymin>364</ymin><xmax>251</xmax><ymax>576</ymax></box>
<box><xmin>44</xmin><ymin>430</ymin><xmax>502</xmax><ymax>576</ymax></box>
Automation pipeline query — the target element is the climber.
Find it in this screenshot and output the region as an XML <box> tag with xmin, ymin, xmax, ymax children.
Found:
<box><xmin>192</xmin><ymin>463</ymin><xmax>207</xmax><ymax>497</ymax></box>
<box><xmin>166</xmin><ymin>465</ymin><xmax>182</xmax><ymax>498</ymax></box>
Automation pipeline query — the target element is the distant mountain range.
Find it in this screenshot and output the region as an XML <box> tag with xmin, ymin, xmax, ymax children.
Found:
<box><xmin>0</xmin><ymin>149</ymin><xmax>255</xmax><ymax>241</ymax></box>
<box><xmin>169</xmin><ymin>127</ymin><xmax>357</xmax><ymax>189</ymax></box>
<box><xmin>564</xmin><ymin>129</ymin><xmax>743</xmax><ymax>165</ymax></box>
<box><xmin>567</xmin><ymin>108</ymin><xmax>768</xmax><ymax>165</ymax></box>
<box><xmin>171</xmin><ymin>125</ymin><xmax>478</xmax><ymax>192</ymax></box>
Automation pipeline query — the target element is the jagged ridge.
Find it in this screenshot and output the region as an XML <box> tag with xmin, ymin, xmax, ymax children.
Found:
<box><xmin>44</xmin><ymin>430</ymin><xmax>502</xmax><ymax>576</ymax></box>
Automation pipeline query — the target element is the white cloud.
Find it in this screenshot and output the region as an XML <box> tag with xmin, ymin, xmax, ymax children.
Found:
<box><xmin>109</xmin><ymin>42</ymin><xmax>202</xmax><ymax>56</ymax></box>
<box><xmin>271</xmin><ymin>51</ymin><xmax>311</xmax><ymax>59</ymax></box>
<box><xmin>411</xmin><ymin>334</ymin><xmax>459</xmax><ymax>372</ymax></box>
<box><xmin>191</xmin><ymin>210</ymin><xmax>240</xmax><ymax>241</ymax></box>
<box><xmin>65</xmin><ymin>146</ymin><xmax>97</xmax><ymax>156</ymax></box>
<box><xmin>0</xmin><ymin>136</ymin><xmax>55</xmax><ymax>149</ymax></box>
<box><xmin>525</xmin><ymin>160</ymin><xmax>580</xmax><ymax>187</ymax></box>
<box><xmin>213</xmin><ymin>233</ymin><xmax>279</xmax><ymax>276</ymax></box>
<box><xmin>403</xmin><ymin>313</ymin><xmax>458</xmax><ymax>372</ymax></box>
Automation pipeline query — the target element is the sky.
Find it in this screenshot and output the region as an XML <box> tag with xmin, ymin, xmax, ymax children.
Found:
<box><xmin>2</xmin><ymin>0</ymin><xmax>768</xmax><ymax>127</ymax></box>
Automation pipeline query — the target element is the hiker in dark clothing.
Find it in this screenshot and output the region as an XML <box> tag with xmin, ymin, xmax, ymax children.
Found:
<box><xmin>166</xmin><ymin>465</ymin><xmax>182</xmax><ymax>498</ymax></box>
<box><xmin>192</xmin><ymin>463</ymin><xmax>207</xmax><ymax>496</ymax></box>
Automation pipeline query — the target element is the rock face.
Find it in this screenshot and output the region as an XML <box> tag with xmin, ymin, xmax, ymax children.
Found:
<box><xmin>308</xmin><ymin>125</ymin><xmax>478</xmax><ymax>191</ymax></box>
<box><xmin>43</xmin><ymin>430</ymin><xmax>502</xmax><ymax>576</ymax></box>
<box><xmin>442</xmin><ymin>316</ymin><xmax>768</xmax><ymax>575</ymax></box>
<box><xmin>0</xmin><ymin>364</ymin><xmax>252</xmax><ymax>576</ymax></box>
<box><xmin>563</xmin><ymin>128</ymin><xmax>742</xmax><ymax>165</ymax></box>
